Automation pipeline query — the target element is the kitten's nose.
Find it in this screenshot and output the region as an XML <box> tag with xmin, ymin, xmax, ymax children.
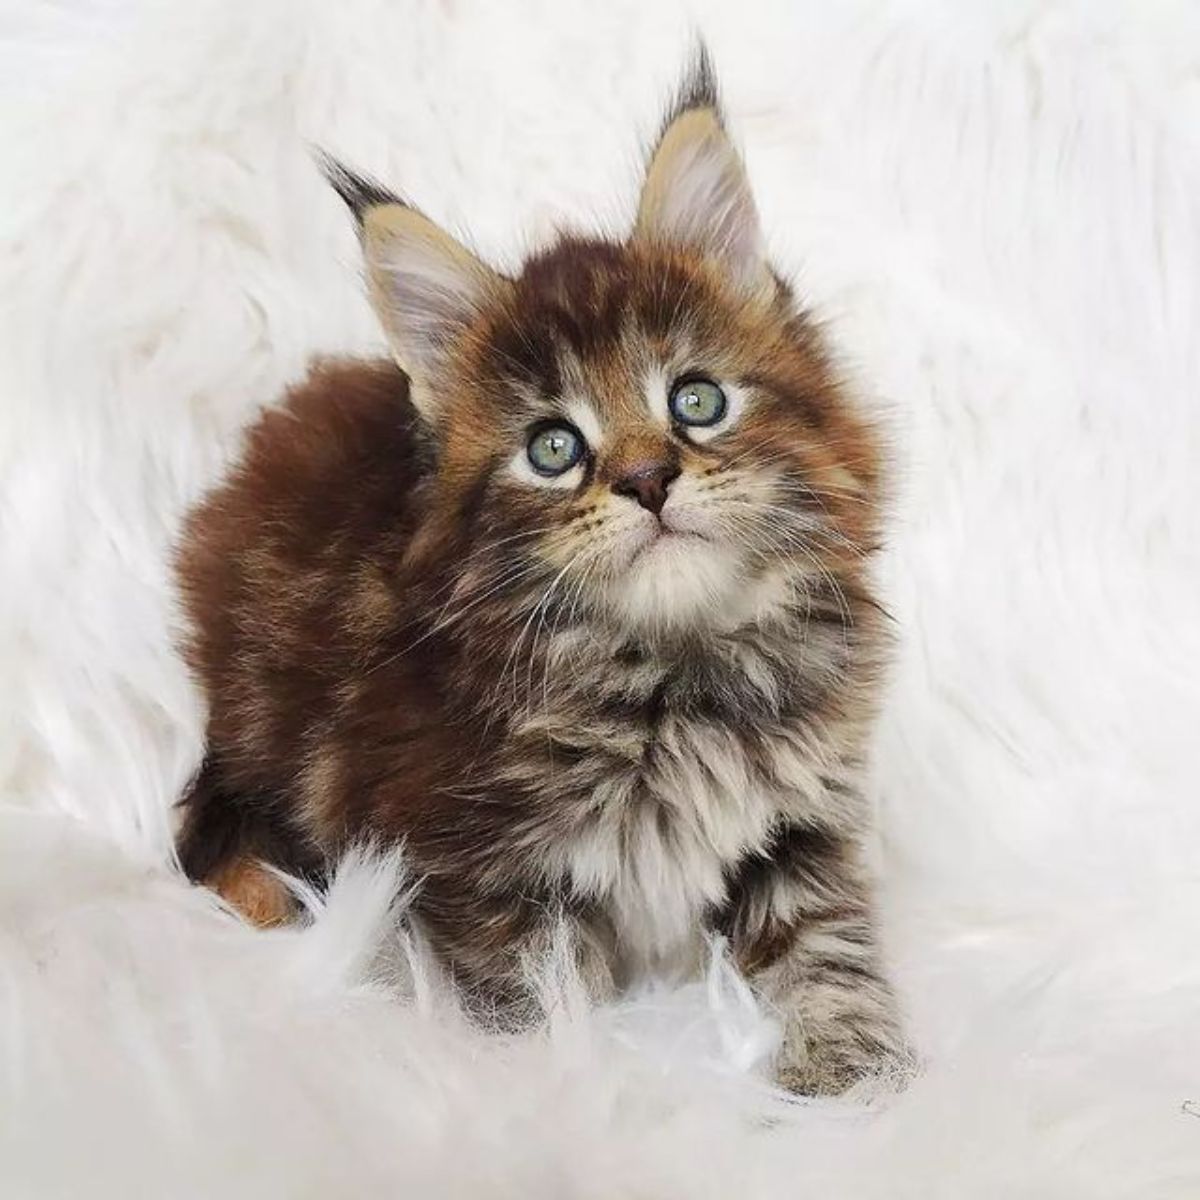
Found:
<box><xmin>611</xmin><ymin>462</ymin><xmax>680</xmax><ymax>515</ymax></box>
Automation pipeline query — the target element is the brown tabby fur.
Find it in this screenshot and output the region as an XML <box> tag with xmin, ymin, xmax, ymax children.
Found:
<box><xmin>176</xmin><ymin>55</ymin><xmax>906</xmax><ymax>1094</ymax></box>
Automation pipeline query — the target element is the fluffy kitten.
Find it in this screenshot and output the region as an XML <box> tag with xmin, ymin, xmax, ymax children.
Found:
<box><xmin>177</xmin><ymin>56</ymin><xmax>905</xmax><ymax>1094</ymax></box>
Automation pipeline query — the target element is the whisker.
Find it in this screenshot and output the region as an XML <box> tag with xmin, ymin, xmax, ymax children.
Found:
<box><xmin>710</xmin><ymin>508</ymin><xmax>856</xmax><ymax>632</ymax></box>
<box><xmin>365</xmin><ymin>555</ymin><xmax>552</xmax><ymax>677</ymax></box>
<box><xmin>499</xmin><ymin>547</ymin><xmax>588</xmax><ymax>711</ymax></box>
<box><xmin>704</xmin><ymin>493</ymin><xmax>871</xmax><ymax>557</ymax></box>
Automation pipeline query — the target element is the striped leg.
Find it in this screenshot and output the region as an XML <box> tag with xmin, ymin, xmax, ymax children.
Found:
<box><xmin>754</xmin><ymin>904</ymin><xmax>907</xmax><ymax>1094</ymax></box>
<box><xmin>718</xmin><ymin>822</ymin><xmax>909</xmax><ymax>1094</ymax></box>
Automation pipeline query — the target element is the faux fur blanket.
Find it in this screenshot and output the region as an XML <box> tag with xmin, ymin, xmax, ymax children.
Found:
<box><xmin>3</xmin><ymin>2</ymin><xmax>1199</xmax><ymax>1195</ymax></box>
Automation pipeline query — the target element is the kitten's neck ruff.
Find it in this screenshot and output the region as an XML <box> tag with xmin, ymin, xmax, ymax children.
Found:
<box><xmin>601</xmin><ymin>559</ymin><xmax>800</xmax><ymax>642</ymax></box>
<box><xmin>517</xmin><ymin>576</ymin><xmax>859</xmax><ymax>723</ymax></box>
<box><xmin>476</xmin><ymin>551</ymin><xmax>855</xmax><ymax>676</ymax></box>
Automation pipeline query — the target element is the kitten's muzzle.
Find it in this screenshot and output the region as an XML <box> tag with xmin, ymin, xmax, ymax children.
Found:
<box><xmin>611</xmin><ymin>462</ymin><xmax>680</xmax><ymax>515</ymax></box>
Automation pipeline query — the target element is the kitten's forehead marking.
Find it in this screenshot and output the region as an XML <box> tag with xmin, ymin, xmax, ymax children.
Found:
<box><xmin>643</xmin><ymin>365</ymin><xmax>673</xmax><ymax>428</ymax></box>
<box><xmin>567</xmin><ymin>399</ymin><xmax>604</xmax><ymax>450</ymax></box>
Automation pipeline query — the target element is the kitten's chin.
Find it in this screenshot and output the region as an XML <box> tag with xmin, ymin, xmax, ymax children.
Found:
<box><xmin>606</xmin><ymin>536</ymin><xmax>744</xmax><ymax>631</ymax></box>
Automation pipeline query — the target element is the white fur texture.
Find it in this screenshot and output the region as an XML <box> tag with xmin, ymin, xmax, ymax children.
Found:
<box><xmin>3</xmin><ymin>1</ymin><xmax>1200</xmax><ymax>1195</ymax></box>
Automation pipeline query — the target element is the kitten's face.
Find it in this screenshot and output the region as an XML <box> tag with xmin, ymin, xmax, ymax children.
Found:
<box><xmin>435</xmin><ymin>243</ymin><xmax>878</xmax><ymax>633</ymax></box>
<box><xmin>337</xmin><ymin>76</ymin><xmax>880</xmax><ymax>635</ymax></box>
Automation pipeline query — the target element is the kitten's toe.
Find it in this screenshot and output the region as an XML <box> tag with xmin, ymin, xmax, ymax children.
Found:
<box><xmin>209</xmin><ymin>857</ymin><xmax>294</xmax><ymax>928</ymax></box>
<box><xmin>776</xmin><ymin>1025</ymin><xmax>917</xmax><ymax>1096</ymax></box>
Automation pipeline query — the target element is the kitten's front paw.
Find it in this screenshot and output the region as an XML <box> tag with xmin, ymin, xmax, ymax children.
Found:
<box><xmin>775</xmin><ymin>1013</ymin><xmax>915</xmax><ymax>1096</ymax></box>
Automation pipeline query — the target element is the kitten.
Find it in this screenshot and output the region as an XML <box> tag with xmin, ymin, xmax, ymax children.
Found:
<box><xmin>176</xmin><ymin>54</ymin><xmax>906</xmax><ymax>1094</ymax></box>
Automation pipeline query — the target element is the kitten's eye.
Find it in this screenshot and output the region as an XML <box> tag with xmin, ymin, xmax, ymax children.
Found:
<box><xmin>526</xmin><ymin>423</ymin><xmax>585</xmax><ymax>476</ymax></box>
<box><xmin>669</xmin><ymin>377</ymin><xmax>727</xmax><ymax>427</ymax></box>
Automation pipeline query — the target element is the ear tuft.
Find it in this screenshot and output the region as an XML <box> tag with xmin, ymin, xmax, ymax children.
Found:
<box><xmin>314</xmin><ymin>151</ymin><xmax>406</xmax><ymax>225</ymax></box>
<box><xmin>658</xmin><ymin>43</ymin><xmax>722</xmax><ymax>138</ymax></box>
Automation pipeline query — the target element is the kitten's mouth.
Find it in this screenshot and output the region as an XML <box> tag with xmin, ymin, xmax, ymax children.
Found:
<box><xmin>627</xmin><ymin>522</ymin><xmax>709</xmax><ymax>565</ymax></box>
<box><xmin>607</xmin><ymin>514</ymin><xmax>742</xmax><ymax>628</ymax></box>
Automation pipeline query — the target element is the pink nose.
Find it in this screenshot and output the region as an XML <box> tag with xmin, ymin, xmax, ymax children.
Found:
<box><xmin>611</xmin><ymin>462</ymin><xmax>680</xmax><ymax>515</ymax></box>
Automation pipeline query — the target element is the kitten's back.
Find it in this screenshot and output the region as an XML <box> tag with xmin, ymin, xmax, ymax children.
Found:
<box><xmin>178</xmin><ymin>358</ymin><xmax>426</xmax><ymax>800</ymax></box>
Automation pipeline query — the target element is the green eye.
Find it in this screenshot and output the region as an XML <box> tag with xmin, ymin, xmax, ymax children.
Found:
<box><xmin>669</xmin><ymin>377</ymin><xmax>727</xmax><ymax>427</ymax></box>
<box><xmin>526</xmin><ymin>423</ymin><xmax>585</xmax><ymax>476</ymax></box>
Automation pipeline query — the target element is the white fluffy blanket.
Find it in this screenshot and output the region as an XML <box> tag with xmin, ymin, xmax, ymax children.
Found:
<box><xmin>3</xmin><ymin>2</ymin><xmax>1199</xmax><ymax>1195</ymax></box>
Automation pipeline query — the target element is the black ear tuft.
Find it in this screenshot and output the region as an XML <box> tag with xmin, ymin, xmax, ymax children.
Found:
<box><xmin>313</xmin><ymin>150</ymin><xmax>405</xmax><ymax>224</ymax></box>
<box><xmin>659</xmin><ymin>42</ymin><xmax>723</xmax><ymax>136</ymax></box>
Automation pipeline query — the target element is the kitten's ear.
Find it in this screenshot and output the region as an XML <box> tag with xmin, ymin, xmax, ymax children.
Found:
<box><xmin>319</xmin><ymin>154</ymin><xmax>505</xmax><ymax>415</ymax></box>
<box><xmin>634</xmin><ymin>51</ymin><xmax>771</xmax><ymax>298</ymax></box>
<box><xmin>362</xmin><ymin>205</ymin><xmax>503</xmax><ymax>385</ymax></box>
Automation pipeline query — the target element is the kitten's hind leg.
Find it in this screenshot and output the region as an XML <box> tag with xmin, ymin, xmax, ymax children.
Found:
<box><xmin>208</xmin><ymin>856</ymin><xmax>293</xmax><ymax>928</ymax></box>
<box><xmin>176</xmin><ymin>756</ymin><xmax>315</xmax><ymax>928</ymax></box>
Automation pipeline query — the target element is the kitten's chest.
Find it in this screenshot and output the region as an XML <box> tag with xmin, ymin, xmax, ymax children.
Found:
<box><xmin>585</xmin><ymin>722</ymin><xmax>788</xmax><ymax>979</ymax></box>
<box><xmin>508</xmin><ymin>639</ymin><xmax>836</xmax><ymax>979</ymax></box>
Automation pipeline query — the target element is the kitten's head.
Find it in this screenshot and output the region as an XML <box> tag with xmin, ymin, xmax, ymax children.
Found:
<box><xmin>326</xmin><ymin>55</ymin><xmax>881</xmax><ymax>636</ymax></box>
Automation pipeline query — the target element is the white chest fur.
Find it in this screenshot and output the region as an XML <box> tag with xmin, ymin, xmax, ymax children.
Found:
<box><xmin>510</xmin><ymin>599</ymin><xmax>861</xmax><ymax>981</ymax></box>
<box><xmin>549</xmin><ymin>715</ymin><xmax>832</xmax><ymax>981</ymax></box>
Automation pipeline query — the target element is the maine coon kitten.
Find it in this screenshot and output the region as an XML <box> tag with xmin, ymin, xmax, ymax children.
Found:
<box><xmin>176</xmin><ymin>57</ymin><xmax>905</xmax><ymax>1094</ymax></box>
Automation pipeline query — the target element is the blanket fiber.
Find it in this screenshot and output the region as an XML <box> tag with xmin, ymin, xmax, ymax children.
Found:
<box><xmin>2</xmin><ymin>1</ymin><xmax>1199</xmax><ymax>1196</ymax></box>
